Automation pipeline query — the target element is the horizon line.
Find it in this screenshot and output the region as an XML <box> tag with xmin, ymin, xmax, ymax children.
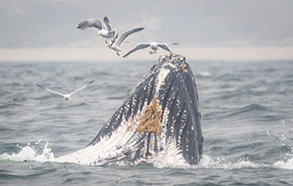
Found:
<box><xmin>1</xmin><ymin>46</ymin><xmax>293</xmax><ymax>62</ymax></box>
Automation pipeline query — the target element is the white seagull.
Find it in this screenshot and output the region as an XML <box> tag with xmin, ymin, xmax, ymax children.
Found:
<box><xmin>77</xmin><ymin>17</ymin><xmax>116</xmax><ymax>42</ymax></box>
<box><xmin>37</xmin><ymin>79</ymin><xmax>95</xmax><ymax>100</ymax></box>
<box><xmin>106</xmin><ymin>27</ymin><xmax>145</xmax><ymax>56</ymax></box>
<box><xmin>122</xmin><ymin>42</ymin><xmax>179</xmax><ymax>58</ymax></box>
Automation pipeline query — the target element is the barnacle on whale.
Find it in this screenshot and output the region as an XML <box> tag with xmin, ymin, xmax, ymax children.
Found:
<box><xmin>136</xmin><ymin>96</ymin><xmax>162</xmax><ymax>136</ymax></box>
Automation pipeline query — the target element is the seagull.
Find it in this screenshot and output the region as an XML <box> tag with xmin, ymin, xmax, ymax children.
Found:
<box><xmin>106</xmin><ymin>27</ymin><xmax>145</xmax><ymax>56</ymax></box>
<box><xmin>122</xmin><ymin>42</ymin><xmax>179</xmax><ymax>58</ymax></box>
<box><xmin>37</xmin><ymin>79</ymin><xmax>95</xmax><ymax>100</ymax></box>
<box><xmin>77</xmin><ymin>17</ymin><xmax>116</xmax><ymax>43</ymax></box>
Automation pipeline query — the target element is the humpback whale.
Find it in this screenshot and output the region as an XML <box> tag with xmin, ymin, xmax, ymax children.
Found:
<box><xmin>57</xmin><ymin>53</ymin><xmax>203</xmax><ymax>166</ymax></box>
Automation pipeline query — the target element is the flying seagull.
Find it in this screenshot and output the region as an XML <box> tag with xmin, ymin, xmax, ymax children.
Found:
<box><xmin>123</xmin><ymin>42</ymin><xmax>179</xmax><ymax>58</ymax></box>
<box><xmin>77</xmin><ymin>17</ymin><xmax>116</xmax><ymax>43</ymax></box>
<box><xmin>106</xmin><ymin>27</ymin><xmax>145</xmax><ymax>56</ymax></box>
<box><xmin>37</xmin><ymin>79</ymin><xmax>95</xmax><ymax>100</ymax></box>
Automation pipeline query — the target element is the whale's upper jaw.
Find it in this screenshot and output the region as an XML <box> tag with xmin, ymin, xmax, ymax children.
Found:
<box><xmin>57</xmin><ymin>53</ymin><xmax>203</xmax><ymax>166</ymax></box>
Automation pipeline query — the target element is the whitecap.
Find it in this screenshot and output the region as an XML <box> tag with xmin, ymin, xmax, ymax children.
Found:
<box><xmin>274</xmin><ymin>157</ymin><xmax>293</xmax><ymax>170</ymax></box>
<box><xmin>198</xmin><ymin>72</ymin><xmax>211</xmax><ymax>77</ymax></box>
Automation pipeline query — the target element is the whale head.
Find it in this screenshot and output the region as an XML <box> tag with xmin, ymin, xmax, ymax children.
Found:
<box><xmin>57</xmin><ymin>53</ymin><xmax>203</xmax><ymax>167</ymax></box>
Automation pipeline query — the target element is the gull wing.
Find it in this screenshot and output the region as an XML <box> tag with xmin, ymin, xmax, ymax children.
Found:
<box><xmin>157</xmin><ymin>43</ymin><xmax>172</xmax><ymax>52</ymax></box>
<box><xmin>124</xmin><ymin>41</ymin><xmax>139</xmax><ymax>44</ymax></box>
<box><xmin>169</xmin><ymin>42</ymin><xmax>180</xmax><ymax>45</ymax></box>
<box><xmin>113</xmin><ymin>28</ymin><xmax>118</xmax><ymax>39</ymax></box>
<box><xmin>69</xmin><ymin>79</ymin><xmax>95</xmax><ymax>96</ymax></box>
<box><xmin>122</xmin><ymin>43</ymin><xmax>150</xmax><ymax>58</ymax></box>
<box><xmin>77</xmin><ymin>18</ymin><xmax>102</xmax><ymax>30</ymax></box>
<box><xmin>37</xmin><ymin>84</ymin><xmax>65</xmax><ymax>97</ymax></box>
<box><xmin>103</xmin><ymin>16</ymin><xmax>112</xmax><ymax>31</ymax></box>
<box><xmin>109</xmin><ymin>28</ymin><xmax>117</xmax><ymax>39</ymax></box>
<box><xmin>116</xmin><ymin>27</ymin><xmax>145</xmax><ymax>47</ymax></box>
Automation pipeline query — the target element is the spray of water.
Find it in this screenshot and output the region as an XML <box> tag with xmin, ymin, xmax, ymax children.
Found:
<box><xmin>0</xmin><ymin>139</ymin><xmax>56</xmax><ymax>162</ymax></box>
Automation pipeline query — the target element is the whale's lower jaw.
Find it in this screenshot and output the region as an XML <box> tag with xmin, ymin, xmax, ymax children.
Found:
<box><xmin>57</xmin><ymin>53</ymin><xmax>203</xmax><ymax>166</ymax></box>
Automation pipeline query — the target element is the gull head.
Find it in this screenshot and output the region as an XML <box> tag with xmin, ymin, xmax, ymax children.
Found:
<box><xmin>150</xmin><ymin>42</ymin><xmax>158</xmax><ymax>50</ymax></box>
<box><xmin>64</xmin><ymin>94</ymin><xmax>71</xmax><ymax>100</ymax></box>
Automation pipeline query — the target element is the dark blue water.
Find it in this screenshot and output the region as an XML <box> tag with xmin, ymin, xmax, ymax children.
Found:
<box><xmin>0</xmin><ymin>59</ymin><xmax>293</xmax><ymax>185</ymax></box>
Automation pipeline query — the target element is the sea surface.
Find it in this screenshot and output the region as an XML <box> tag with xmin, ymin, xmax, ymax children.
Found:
<box><xmin>0</xmin><ymin>58</ymin><xmax>293</xmax><ymax>185</ymax></box>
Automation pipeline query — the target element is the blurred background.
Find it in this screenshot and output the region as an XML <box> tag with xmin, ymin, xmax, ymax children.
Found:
<box><xmin>0</xmin><ymin>0</ymin><xmax>293</xmax><ymax>62</ymax></box>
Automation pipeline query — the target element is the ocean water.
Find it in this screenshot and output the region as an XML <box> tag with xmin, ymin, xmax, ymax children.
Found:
<box><xmin>0</xmin><ymin>58</ymin><xmax>293</xmax><ymax>185</ymax></box>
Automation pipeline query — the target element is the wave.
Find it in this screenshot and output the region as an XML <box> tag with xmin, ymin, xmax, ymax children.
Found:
<box><xmin>56</xmin><ymin>102</ymin><xmax>88</xmax><ymax>109</ymax></box>
<box><xmin>0</xmin><ymin>103</ymin><xmax>22</xmax><ymax>109</ymax></box>
<box><xmin>204</xmin><ymin>103</ymin><xmax>271</xmax><ymax>122</ymax></box>
<box><xmin>226</xmin><ymin>104</ymin><xmax>268</xmax><ymax>119</ymax></box>
<box><xmin>197</xmin><ymin>71</ymin><xmax>212</xmax><ymax>78</ymax></box>
<box><xmin>274</xmin><ymin>156</ymin><xmax>293</xmax><ymax>170</ymax></box>
<box><xmin>154</xmin><ymin>155</ymin><xmax>259</xmax><ymax>169</ymax></box>
<box><xmin>37</xmin><ymin>102</ymin><xmax>89</xmax><ymax>111</ymax></box>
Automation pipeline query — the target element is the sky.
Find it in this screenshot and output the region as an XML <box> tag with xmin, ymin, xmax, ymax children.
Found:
<box><xmin>0</xmin><ymin>0</ymin><xmax>293</xmax><ymax>62</ymax></box>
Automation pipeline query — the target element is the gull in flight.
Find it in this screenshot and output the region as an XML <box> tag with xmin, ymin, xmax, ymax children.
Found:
<box><xmin>106</xmin><ymin>27</ymin><xmax>145</xmax><ymax>56</ymax></box>
<box><xmin>77</xmin><ymin>17</ymin><xmax>116</xmax><ymax>43</ymax></box>
<box><xmin>37</xmin><ymin>79</ymin><xmax>95</xmax><ymax>100</ymax></box>
<box><xmin>122</xmin><ymin>42</ymin><xmax>179</xmax><ymax>58</ymax></box>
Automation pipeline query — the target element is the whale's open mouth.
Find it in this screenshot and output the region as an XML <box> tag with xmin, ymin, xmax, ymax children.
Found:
<box><xmin>57</xmin><ymin>53</ymin><xmax>203</xmax><ymax>166</ymax></box>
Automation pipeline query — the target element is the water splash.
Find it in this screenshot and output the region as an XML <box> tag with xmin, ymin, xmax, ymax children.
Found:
<box><xmin>267</xmin><ymin>119</ymin><xmax>293</xmax><ymax>169</ymax></box>
<box><xmin>197</xmin><ymin>155</ymin><xmax>259</xmax><ymax>169</ymax></box>
<box><xmin>1</xmin><ymin>140</ymin><xmax>293</xmax><ymax>170</ymax></box>
<box><xmin>274</xmin><ymin>156</ymin><xmax>293</xmax><ymax>170</ymax></box>
<box><xmin>154</xmin><ymin>155</ymin><xmax>259</xmax><ymax>169</ymax></box>
<box><xmin>0</xmin><ymin>139</ymin><xmax>56</xmax><ymax>162</ymax></box>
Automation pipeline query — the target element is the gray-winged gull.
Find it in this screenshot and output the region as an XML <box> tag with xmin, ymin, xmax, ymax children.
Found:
<box><xmin>106</xmin><ymin>27</ymin><xmax>145</xmax><ymax>56</ymax></box>
<box><xmin>37</xmin><ymin>79</ymin><xmax>95</xmax><ymax>100</ymax></box>
<box><xmin>77</xmin><ymin>17</ymin><xmax>116</xmax><ymax>43</ymax></box>
<box><xmin>123</xmin><ymin>42</ymin><xmax>179</xmax><ymax>58</ymax></box>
